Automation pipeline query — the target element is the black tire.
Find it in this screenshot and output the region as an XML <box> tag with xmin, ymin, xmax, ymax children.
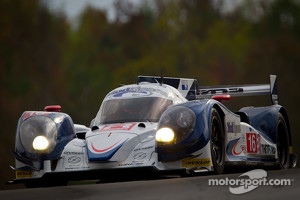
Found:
<box><xmin>276</xmin><ymin>113</ymin><xmax>290</xmax><ymax>169</ymax></box>
<box><xmin>210</xmin><ymin>108</ymin><xmax>225</xmax><ymax>174</ymax></box>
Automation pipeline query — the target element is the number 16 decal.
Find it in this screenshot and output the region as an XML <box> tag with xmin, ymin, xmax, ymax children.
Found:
<box><xmin>246</xmin><ymin>133</ymin><xmax>258</xmax><ymax>153</ymax></box>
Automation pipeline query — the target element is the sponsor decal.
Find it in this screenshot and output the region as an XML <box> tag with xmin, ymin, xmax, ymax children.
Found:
<box><xmin>99</xmin><ymin>123</ymin><xmax>136</xmax><ymax>132</ymax></box>
<box><xmin>16</xmin><ymin>170</ymin><xmax>32</xmax><ymax>178</ymax></box>
<box><xmin>118</xmin><ymin>163</ymin><xmax>134</xmax><ymax>166</ymax></box>
<box><xmin>63</xmin><ymin>151</ymin><xmax>84</xmax><ymax>155</ymax></box>
<box><xmin>119</xmin><ymin>160</ymin><xmax>145</xmax><ymax>166</ymax></box>
<box><xmin>182</xmin><ymin>84</ymin><xmax>188</xmax><ymax>90</ymax></box>
<box><xmin>68</xmin><ymin>156</ymin><xmax>81</xmax><ymax>164</ymax></box>
<box><xmin>65</xmin><ymin>166</ymin><xmax>89</xmax><ymax>170</ymax></box>
<box><xmin>112</xmin><ymin>88</ymin><xmax>151</xmax><ymax>97</ymax></box>
<box><xmin>133</xmin><ymin>152</ymin><xmax>147</xmax><ymax>160</ymax></box>
<box><xmin>181</xmin><ymin>80</ymin><xmax>189</xmax><ymax>90</ymax></box>
<box><xmin>182</xmin><ymin>158</ymin><xmax>211</xmax><ymax>167</ymax></box>
<box><xmin>208</xmin><ymin>169</ymin><xmax>294</xmax><ymax>194</ymax></box>
<box><xmin>232</xmin><ymin>139</ymin><xmax>246</xmax><ymax>156</ymax></box>
<box><xmin>201</xmin><ymin>87</ymin><xmax>243</xmax><ymax>95</ymax></box>
<box><xmin>133</xmin><ymin>146</ymin><xmax>154</xmax><ymax>152</ymax></box>
<box><xmin>227</xmin><ymin>122</ymin><xmax>241</xmax><ymax>133</ymax></box>
<box><xmin>260</xmin><ymin>144</ymin><xmax>276</xmax><ymax>155</ymax></box>
<box><xmin>108</xmin><ymin>87</ymin><xmax>168</xmax><ymax>98</ymax></box>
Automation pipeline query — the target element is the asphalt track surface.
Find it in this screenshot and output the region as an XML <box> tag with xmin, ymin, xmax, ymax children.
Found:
<box><xmin>1</xmin><ymin>168</ymin><xmax>299</xmax><ymax>200</ymax></box>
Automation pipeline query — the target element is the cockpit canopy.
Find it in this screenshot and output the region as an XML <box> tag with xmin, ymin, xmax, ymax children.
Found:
<box><xmin>93</xmin><ymin>84</ymin><xmax>187</xmax><ymax>125</ymax></box>
<box><xmin>97</xmin><ymin>97</ymin><xmax>172</xmax><ymax>124</ymax></box>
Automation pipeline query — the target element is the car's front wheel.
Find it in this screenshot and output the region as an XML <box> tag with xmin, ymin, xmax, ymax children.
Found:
<box><xmin>210</xmin><ymin>108</ymin><xmax>225</xmax><ymax>174</ymax></box>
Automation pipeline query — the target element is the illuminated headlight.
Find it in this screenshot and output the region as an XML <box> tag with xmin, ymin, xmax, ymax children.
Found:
<box><xmin>156</xmin><ymin>127</ymin><xmax>175</xmax><ymax>143</ymax></box>
<box><xmin>19</xmin><ymin>116</ymin><xmax>57</xmax><ymax>154</ymax></box>
<box><xmin>156</xmin><ymin>106</ymin><xmax>196</xmax><ymax>144</ymax></box>
<box><xmin>32</xmin><ymin>136</ymin><xmax>49</xmax><ymax>151</ymax></box>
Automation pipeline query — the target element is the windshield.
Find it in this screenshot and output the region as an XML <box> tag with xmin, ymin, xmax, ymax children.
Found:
<box><xmin>98</xmin><ymin>97</ymin><xmax>173</xmax><ymax>124</ymax></box>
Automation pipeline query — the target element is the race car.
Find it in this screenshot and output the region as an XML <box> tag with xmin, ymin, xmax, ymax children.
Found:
<box><xmin>9</xmin><ymin>75</ymin><xmax>297</xmax><ymax>187</ymax></box>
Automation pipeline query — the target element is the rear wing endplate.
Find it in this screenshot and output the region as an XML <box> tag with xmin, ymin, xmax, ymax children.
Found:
<box><xmin>198</xmin><ymin>75</ymin><xmax>278</xmax><ymax>105</ymax></box>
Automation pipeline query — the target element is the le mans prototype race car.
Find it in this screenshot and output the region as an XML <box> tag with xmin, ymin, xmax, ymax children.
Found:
<box><xmin>10</xmin><ymin>75</ymin><xmax>297</xmax><ymax>187</ymax></box>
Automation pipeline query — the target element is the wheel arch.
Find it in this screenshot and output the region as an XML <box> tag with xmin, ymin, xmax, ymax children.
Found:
<box><xmin>212</xmin><ymin>104</ymin><xmax>226</xmax><ymax>131</ymax></box>
<box><xmin>278</xmin><ymin>107</ymin><xmax>292</xmax><ymax>147</ymax></box>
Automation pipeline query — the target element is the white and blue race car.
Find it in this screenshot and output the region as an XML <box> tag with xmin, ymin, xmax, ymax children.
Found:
<box><xmin>10</xmin><ymin>75</ymin><xmax>297</xmax><ymax>187</ymax></box>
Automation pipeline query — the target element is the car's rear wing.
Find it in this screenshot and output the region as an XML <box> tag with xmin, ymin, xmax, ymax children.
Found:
<box><xmin>137</xmin><ymin>75</ymin><xmax>278</xmax><ymax>105</ymax></box>
<box><xmin>198</xmin><ymin>75</ymin><xmax>279</xmax><ymax>105</ymax></box>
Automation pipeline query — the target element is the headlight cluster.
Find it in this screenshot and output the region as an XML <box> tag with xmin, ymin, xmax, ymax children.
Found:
<box><xmin>19</xmin><ymin>116</ymin><xmax>58</xmax><ymax>154</ymax></box>
<box><xmin>156</xmin><ymin>106</ymin><xmax>196</xmax><ymax>144</ymax></box>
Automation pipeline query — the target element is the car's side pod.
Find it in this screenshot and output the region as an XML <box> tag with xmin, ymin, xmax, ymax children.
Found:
<box><xmin>240</xmin><ymin>105</ymin><xmax>296</xmax><ymax>168</ymax></box>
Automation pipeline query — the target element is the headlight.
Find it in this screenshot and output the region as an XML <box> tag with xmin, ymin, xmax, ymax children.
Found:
<box><xmin>32</xmin><ymin>136</ymin><xmax>50</xmax><ymax>151</ymax></box>
<box><xmin>19</xmin><ymin>116</ymin><xmax>57</xmax><ymax>154</ymax></box>
<box><xmin>156</xmin><ymin>127</ymin><xmax>175</xmax><ymax>143</ymax></box>
<box><xmin>156</xmin><ymin>106</ymin><xmax>196</xmax><ymax>144</ymax></box>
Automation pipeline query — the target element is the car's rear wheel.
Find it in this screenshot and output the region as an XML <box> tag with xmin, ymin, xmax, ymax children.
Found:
<box><xmin>210</xmin><ymin>108</ymin><xmax>225</xmax><ymax>174</ymax></box>
<box><xmin>276</xmin><ymin>113</ymin><xmax>290</xmax><ymax>169</ymax></box>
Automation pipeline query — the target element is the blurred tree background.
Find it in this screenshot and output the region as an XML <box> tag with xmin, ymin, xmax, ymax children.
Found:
<box><xmin>1</xmin><ymin>0</ymin><xmax>299</xmax><ymax>189</ymax></box>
